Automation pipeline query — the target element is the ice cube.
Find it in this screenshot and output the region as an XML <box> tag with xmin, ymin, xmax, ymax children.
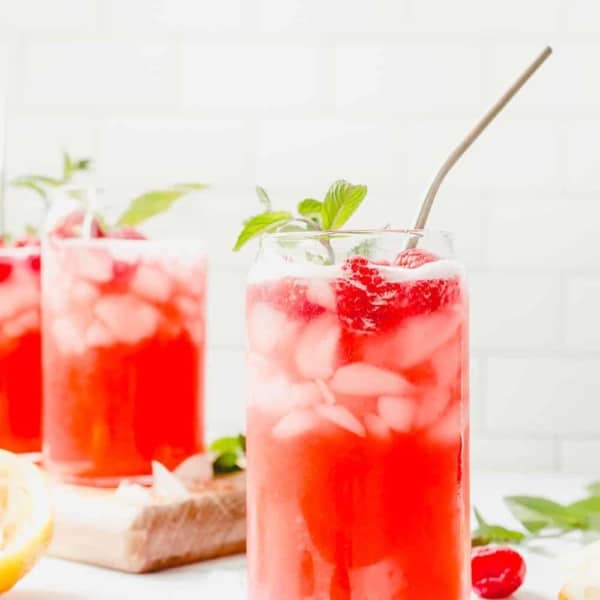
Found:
<box><xmin>174</xmin><ymin>452</ymin><xmax>214</xmax><ymax>483</ymax></box>
<box><xmin>94</xmin><ymin>294</ymin><xmax>160</xmax><ymax>345</ymax></box>
<box><xmin>131</xmin><ymin>264</ymin><xmax>173</xmax><ymax>304</ymax></box>
<box><xmin>351</xmin><ymin>559</ymin><xmax>406</xmax><ymax>597</ymax></box>
<box><xmin>114</xmin><ymin>482</ymin><xmax>153</xmax><ymax>505</ymax></box>
<box><xmin>71</xmin><ymin>281</ymin><xmax>100</xmax><ymax>307</ymax></box>
<box><xmin>377</xmin><ymin>395</ymin><xmax>417</xmax><ymax>433</ymax></box>
<box><xmin>306</xmin><ymin>278</ymin><xmax>336</xmax><ymax>311</ymax></box>
<box><xmin>315</xmin><ymin>378</ymin><xmax>336</xmax><ymax>405</ymax></box>
<box><xmin>315</xmin><ymin>404</ymin><xmax>366</xmax><ymax>437</ymax></box>
<box><xmin>294</xmin><ymin>313</ymin><xmax>341</xmax><ymax>380</ymax></box>
<box><xmin>415</xmin><ymin>388</ymin><xmax>450</xmax><ymax>429</ymax></box>
<box><xmin>329</xmin><ymin>362</ymin><xmax>414</xmax><ymax>397</ymax></box>
<box><xmin>247</xmin><ymin>302</ymin><xmax>300</xmax><ymax>355</ymax></box>
<box><xmin>2</xmin><ymin>309</ymin><xmax>39</xmax><ymax>339</ymax></box>
<box><xmin>430</xmin><ymin>332</ymin><xmax>463</xmax><ymax>388</ymax></box>
<box><xmin>52</xmin><ymin>317</ymin><xmax>87</xmax><ymax>355</ymax></box>
<box><xmin>74</xmin><ymin>249</ymin><xmax>113</xmax><ymax>283</ymax></box>
<box><xmin>272</xmin><ymin>408</ymin><xmax>320</xmax><ymax>440</ymax></box>
<box><xmin>185</xmin><ymin>318</ymin><xmax>204</xmax><ymax>346</ymax></box>
<box><xmin>363</xmin><ymin>307</ymin><xmax>462</xmax><ymax>371</ymax></box>
<box><xmin>152</xmin><ymin>461</ymin><xmax>190</xmax><ymax>500</ymax></box>
<box><xmin>427</xmin><ymin>402</ymin><xmax>463</xmax><ymax>445</ymax></box>
<box><xmin>363</xmin><ymin>413</ymin><xmax>392</xmax><ymax>439</ymax></box>
<box><xmin>176</xmin><ymin>295</ymin><xmax>200</xmax><ymax>318</ymax></box>
<box><xmin>394</xmin><ymin>307</ymin><xmax>463</xmax><ymax>368</ymax></box>
<box><xmin>0</xmin><ymin>277</ymin><xmax>39</xmax><ymax>320</ymax></box>
<box><xmin>251</xmin><ymin>372</ymin><xmax>320</xmax><ymax>416</ymax></box>
<box><xmin>85</xmin><ymin>320</ymin><xmax>114</xmax><ymax>348</ymax></box>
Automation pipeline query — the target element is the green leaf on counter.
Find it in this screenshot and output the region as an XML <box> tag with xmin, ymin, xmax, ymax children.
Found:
<box><xmin>116</xmin><ymin>183</ymin><xmax>207</xmax><ymax>227</ymax></box>
<box><xmin>505</xmin><ymin>496</ymin><xmax>584</xmax><ymax>533</ymax></box>
<box><xmin>233</xmin><ymin>211</ymin><xmax>293</xmax><ymax>251</ymax></box>
<box><xmin>321</xmin><ymin>180</ymin><xmax>367</xmax><ymax>230</ymax></box>
<box><xmin>213</xmin><ymin>452</ymin><xmax>242</xmax><ymax>475</ymax></box>
<box><xmin>210</xmin><ymin>434</ymin><xmax>246</xmax><ymax>476</ymax></box>
<box><xmin>471</xmin><ymin>508</ymin><xmax>526</xmax><ymax>547</ymax></box>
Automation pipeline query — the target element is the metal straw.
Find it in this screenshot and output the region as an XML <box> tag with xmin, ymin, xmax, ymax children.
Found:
<box><xmin>407</xmin><ymin>46</ymin><xmax>553</xmax><ymax>248</ymax></box>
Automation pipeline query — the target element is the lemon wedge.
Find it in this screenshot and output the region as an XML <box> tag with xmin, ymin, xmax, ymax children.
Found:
<box><xmin>0</xmin><ymin>450</ymin><xmax>53</xmax><ymax>593</ymax></box>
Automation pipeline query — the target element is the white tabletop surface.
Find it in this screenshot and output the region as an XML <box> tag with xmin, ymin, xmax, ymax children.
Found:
<box><xmin>5</xmin><ymin>471</ymin><xmax>589</xmax><ymax>600</ymax></box>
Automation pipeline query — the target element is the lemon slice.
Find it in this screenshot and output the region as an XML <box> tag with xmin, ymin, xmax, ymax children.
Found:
<box><xmin>0</xmin><ymin>450</ymin><xmax>53</xmax><ymax>593</ymax></box>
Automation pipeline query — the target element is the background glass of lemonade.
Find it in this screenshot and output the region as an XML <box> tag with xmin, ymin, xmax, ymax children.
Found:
<box><xmin>246</xmin><ymin>230</ymin><xmax>469</xmax><ymax>599</ymax></box>
<box><xmin>0</xmin><ymin>245</ymin><xmax>42</xmax><ymax>453</ymax></box>
<box><xmin>42</xmin><ymin>237</ymin><xmax>206</xmax><ymax>485</ymax></box>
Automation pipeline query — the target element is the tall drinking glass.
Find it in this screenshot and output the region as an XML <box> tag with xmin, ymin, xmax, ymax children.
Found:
<box><xmin>42</xmin><ymin>237</ymin><xmax>206</xmax><ymax>485</ymax></box>
<box><xmin>0</xmin><ymin>246</ymin><xmax>41</xmax><ymax>452</ymax></box>
<box><xmin>246</xmin><ymin>230</ymin><xmax>469</xmax><ymax>599</ymax></box>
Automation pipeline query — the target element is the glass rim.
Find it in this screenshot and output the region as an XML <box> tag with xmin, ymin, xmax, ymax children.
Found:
<box><xmin>262</xmin><ymin>228</ymin><xmax>453</xmax><ymax>241</ymax></box>
<box><xmin>0</xmin><ymin>246</ymin><xmax>41</xmax><ymax>257</ymax></box>
<box><xmin>42</xmin><ymin>236</ymin><xmax>206</xmax><ymax>251</ymax></box>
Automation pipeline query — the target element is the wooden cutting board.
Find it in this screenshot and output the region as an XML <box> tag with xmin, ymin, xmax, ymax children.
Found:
<box><xmin>47</xmin><ymin>473</ymin><xmax>246</xmax><ymax>573</ymax></box>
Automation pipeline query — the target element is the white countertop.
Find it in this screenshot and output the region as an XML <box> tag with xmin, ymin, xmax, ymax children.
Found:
<box><xmin>5</xmin><ymin>471</ymin><xmax>588</xmax><ymax>600</ymax></box>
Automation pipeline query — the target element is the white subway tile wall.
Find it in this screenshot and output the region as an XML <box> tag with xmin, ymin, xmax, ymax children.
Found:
<box><xmin>1</xmin><ymin>0</ymin><xmax>599</xmax><ymax>472</ymax></box>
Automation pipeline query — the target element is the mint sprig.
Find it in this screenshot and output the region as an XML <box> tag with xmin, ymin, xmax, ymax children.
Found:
<box><xmin>233</xmin><ymin>179</ymin><xmax>368</xmax><ymax>251</ymax></box>
<box><xmin>116</xmin><ymin>183</ymin><xmax>207</xmax><ymax>227</ymax></box>
<box><xmin>11</xmin><ymin>151</ymin><xmax>92</xmax><ymax>205</ymax></box>
<box><xmin>209</xmin><ymin>434</ymin><xmax>246</xmax><ymax>476</ymax></box>
<box><xmin>473</xmin><ymin>481</ymin><xmax>600</xmax><ymax>548</ymax></box>
<box><xmin>472</xmin><ymin>508</ymin><xmax>526</xmax><ymax>547</ymax></box>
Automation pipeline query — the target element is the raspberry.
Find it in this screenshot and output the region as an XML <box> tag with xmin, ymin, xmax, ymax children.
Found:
<box><xmin>395</xmin><ymin>248</ymin><xmax>439</xmax><ymax>269</ymax></box>
<box><xmin>26</xmin><ymin>254</ymin><xmax>41</xmax><ymax>272</ymax></box>
<box><xmin>472</xmin><ymin>546</ymin><xmax>526</xmax><ymax>599</ymax></box>
<box><xmin>108</xmin><ymin>226</ymin><xmax>146</xmax><ymax>240</ymax></box>
<box><xmin>248</xmin><ymin>279</ymin><xmax>324</xmax><ymax>320</ymax></box>
<box><xmin>13</xmin><ymin>235</ymin><xmax>41</xmax><ymax>248</ymax></box>
<box><xmin>335</xmin><ymin>256</ymin><xmax>459</xmax><ymax>334</ymax></box>
<box><xmin>0</xmin><ymin>258</ymin><xmax>13</xmax><ymax>283</ymax></box>
<box><xmin>52</xmin><ymin>210</ymin><xmax>105</xmax><ymax>239</ymax></box>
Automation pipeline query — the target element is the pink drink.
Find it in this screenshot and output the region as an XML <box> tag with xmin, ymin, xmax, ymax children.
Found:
<box><xmin>0</xmin><ymin>247</ymin><xmax>42</xmax><ymax>452</ymax></box>
<box><xmin>246</xmin><ymin>233</ymin><xmax>469</xmax><ymax>599</ymax></box>
<box><xmin>42</xmin><ymin>238</ymin><xmax>206</xmax><ymax>485</ymax></box>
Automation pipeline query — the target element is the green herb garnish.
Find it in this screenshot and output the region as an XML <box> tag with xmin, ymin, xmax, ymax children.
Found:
<box><xmin>233</xmin><ymin>179</ymin><xmax>368</xmax><ymax>251</ymax></box>
<box><xmin>210</xmin><ymin>434</ymin><xmax>246</xmax><ymax>476</ymax></box>
<box><xmin>11</xmin><ymin>151</ymin><xmax>92</xmax><ymax>206</ymax></box>
<box><xmin>473</xmin><ymin>480</ymin><xmax>600</xmax><ymax>547</ymax></box>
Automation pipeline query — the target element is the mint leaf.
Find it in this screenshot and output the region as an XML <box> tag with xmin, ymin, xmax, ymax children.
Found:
<box><xmin>116</xmin><ymin>183</ymin><xmax>205</xmax><ymax>227</ymax></box>
<box><xmin>588</xmin><ymin>481</ymin><xmax>600</xmax><ymax>496</ymax></box>
<box><xmin>210</xmin><ymin>436</ymin><xmax>243</xmax><ymax>454</ymax></box>
<box><xmin>256</xmin><ymin>186</ymin><xmax>272</xmax><ymax>212</ymax></box>
<box><xmin>568</xmin><ymin>497</ymin><xmax>600</xmax><ymax>520</ymax></box>
<box><xmin>505</xmin><ymin>496</ymin><xmax>583</xmax><ymax>533</ymax></box>
<box><xmin>233</xmin><ymin>211</ymin><xmax>292</xmax><ymax>251</ymax></box>
<box><xmin>471</xmin><ymin>508</ymin><xmax>526</xmax><ymax>547</ymax></box>
<box><xmin>62</xmin><ymin>152</ymin><xmax>91</xmax><ymax>182</ymax></box>
<box><xmin>213</xmin><ymin>452</ymin><xmax>242</xmax><ymax>475</ymax></box>
<box><xmin>298</xmin><ymin>198</ymin><xmax>323</xmax><ymax>223</ymax></box>
<box><xmin>210</xmin><ymin>434</ymin><xmax>246</xmax><ymax>476</ymax></box>
<box><xmin>321</xmin><ymin>180</ymin><xmax>367</xmax><ymax>230</ymax></box>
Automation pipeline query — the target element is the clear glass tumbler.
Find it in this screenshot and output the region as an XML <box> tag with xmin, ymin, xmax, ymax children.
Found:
<box><xmin>246</xmin><ymin>230</ymin><xmax>470</xmax><ymax>599</ymax></box>
<box><xmin>0</xmin><ymin>246</ymin><xmax>42</xmax><ymax>452</ymax></box>
<box><xmin>42</xmin><ymin>237</ymin><xmax>207</xmax><ymax>485</ymax></box>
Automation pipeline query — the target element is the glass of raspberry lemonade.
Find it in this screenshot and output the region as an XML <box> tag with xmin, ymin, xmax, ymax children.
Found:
<box><xmin>246</xmin><ymin>230</ymin><xmax>469</xmax><ymax>599</ymax></box>
<box><xmin>0</xmin><ymin>242</ymin><xmax>42</xmax><ymax>453</ymax></box>
<box><xmin>42</xmin><ymin>236</ymin><xmax>207</xmax><ymax>485</ymax></box>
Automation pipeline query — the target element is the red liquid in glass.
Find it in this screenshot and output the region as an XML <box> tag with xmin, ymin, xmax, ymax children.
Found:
<box><xmin>246</xmin><ymin>262</ymin><xmax>469</xmax><ymax>599</ymax></box>
<box><xmin>42</xmin><ymin>240</ymin><xmax>206</xmax><ymax>485</ymax></box>
<box><xmin>0</xmin><ymin>250</ymin><xmax>42</xmax><ymax>453</ymax></box>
